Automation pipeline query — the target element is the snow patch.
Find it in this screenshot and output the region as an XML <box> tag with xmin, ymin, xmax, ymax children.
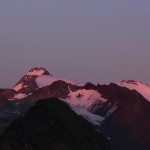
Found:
<box><xmin>72</xmin><ymin>106</ymin><xmax>104</xmax><ymax>125</ymax></box>
<box><xmin>66</xmin><ymin>89</ymin><xmax>107</xmax><ymax>109</ymax></box>
<box><xmin>13</xmin><ymin>93</ymin><xmax>27</xmax><ymax>100</ymax></box>
<box><xmin>13</xmin><ymin>83</ymin><xmax>27</xmax><ymax>91</ymax></box>
<box><xmin>13</xmin><ymin>83</ymin><xmax>23</xmax><ymax>91</ymax></box>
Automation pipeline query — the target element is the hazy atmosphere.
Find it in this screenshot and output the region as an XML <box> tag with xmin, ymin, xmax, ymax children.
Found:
<box><xmin>0</xmin><ymin>0</ymin><xmax>150</xmax><ymax>88</ymax></box>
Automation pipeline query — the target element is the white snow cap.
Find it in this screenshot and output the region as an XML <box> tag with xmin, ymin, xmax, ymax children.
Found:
<box><xmin>27</xmin><ymin>67</ymin><xmax>49</xmax><ymax>76</ymax></box>
<box><xmin>13</xmin><ymin>67</ymin><xmax>51</xmax><ymax>91</ymax></box>
<box><xmin>117</xmin><ymin>80</ymin><xmax>150</xmax><ymax>102</ymax></box>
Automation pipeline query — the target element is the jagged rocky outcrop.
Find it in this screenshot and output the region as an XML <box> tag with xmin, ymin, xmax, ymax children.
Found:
<box><xmin>96</xmin><ymin>83</ymin><xmax>150</xmax><ymax>150</ymax></box>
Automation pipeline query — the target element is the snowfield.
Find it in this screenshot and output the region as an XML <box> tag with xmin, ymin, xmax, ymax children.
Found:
<box><xmin>72</xmin><ymin>106</ymin><xmax>104</xmax><ymax>125</ymax></box>
<box><xmin>66</xmin><ymin>88</ymin><xmax>107</xmax><ymax>109</ymax></box>
<box><xmin>36</xmin><ymin>75</ymin><xmax>84</xmax><ymax>88</ymax></box>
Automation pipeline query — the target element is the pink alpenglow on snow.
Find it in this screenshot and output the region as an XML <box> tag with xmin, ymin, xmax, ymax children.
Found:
<box><xmin>13</xmin><ymin>83</ymin><xmax>24</xmax><ymax>91</ymax></box>
<box><xmin>27</xmin><ymin>68</ymin><xmax>46</xmax><ymax>76</ymax></box>
<box><xmin>117</xmin><ymin>80</ymin><xmax>150</xmax><ymax>102</ymax></box>
<box><xmin>66</xmin><ymin>89</ymin><xmax>107</xmax><ymax>109</ymax></box>
<box><xmin>13</xmin><ymin>93</ymin><xmax>27</xmax><ymax>100</ymax></box>
<box><xmin>36</xmin><ymin>75</ymin><xmax>84</xmax><ymax>88</ymax></box>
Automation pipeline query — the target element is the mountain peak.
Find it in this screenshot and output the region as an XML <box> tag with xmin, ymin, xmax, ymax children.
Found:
<box><xmin>27</xmin><ymin>67</ymin><xmax>51</xmax><ymax>76</ymax></box>
<box><xmin>117</xmin><ymin>80</ymin><xmax>150</xmax><ymax>102</ymax></box>
<box><xmin>120</xmin><ymin>80</ymin><xmax>139</xmax><ymax>85</ymax></box>
<box><xmin>12</xmin><ymin>67</ymin><xmax>52</xmax><ymax>93</ymax></box>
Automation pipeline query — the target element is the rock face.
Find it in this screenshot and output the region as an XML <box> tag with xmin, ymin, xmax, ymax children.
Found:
<box><xmin>0</xmin><ymin>98</ymin><xmax>114</xmax><ymax>150</ymax></box>
<box><xmin>33</xmin><ymin>80</ymin><xmax>70</xmax><ymax>99</ymax></box>
<box><xmin>0</xmin><ymin>89</ymin><xmax>16</xmax><ymax>105</ymax></box>
<box><xmin>96</xmin><ymin>83</ymin><xmax>150</xmax><ymax>150</ymax></box>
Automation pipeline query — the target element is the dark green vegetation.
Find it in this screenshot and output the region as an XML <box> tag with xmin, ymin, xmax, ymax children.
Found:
<box><xmin>0</xmin><ymin>97</ymin><xmax>114</xmax><ymax>150</ymax></box>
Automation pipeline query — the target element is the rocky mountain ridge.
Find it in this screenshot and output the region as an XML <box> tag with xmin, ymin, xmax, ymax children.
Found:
<box><xmin>0</xmin><ymin>67</ymin><xmax>149</xmax><ymax>150</ymax></box>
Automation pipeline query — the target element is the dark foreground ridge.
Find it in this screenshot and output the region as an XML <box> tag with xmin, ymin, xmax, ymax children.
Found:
<box><xmin>0</xmin><ymin>97</ymin><xmax>114</xmax><ymax>150</ymax></box>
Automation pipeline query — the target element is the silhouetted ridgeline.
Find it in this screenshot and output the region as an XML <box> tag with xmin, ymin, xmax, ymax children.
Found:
<box><xmin>0</xmin><ymin>97</ymin><xmax>114</xmax><ymax>150</ymax></box>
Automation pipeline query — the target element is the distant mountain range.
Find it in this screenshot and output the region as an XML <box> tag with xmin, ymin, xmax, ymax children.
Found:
<box><xmin>0</xmin><ymin>67</ymin><xmax>150</xmax><ymax>150</ymax></box>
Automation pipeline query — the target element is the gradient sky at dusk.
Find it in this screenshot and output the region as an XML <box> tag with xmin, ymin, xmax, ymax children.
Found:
<box><xmin>0</xmin><ymin>0</ymin><xmax>150</xmax><ymax>88</ymax></box>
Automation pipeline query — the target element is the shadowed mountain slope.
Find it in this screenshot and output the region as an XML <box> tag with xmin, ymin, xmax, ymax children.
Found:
<box><xmin>0</xmin><ymin>97</ymin><xmax>114</xmax><ymax>150</ymax></box>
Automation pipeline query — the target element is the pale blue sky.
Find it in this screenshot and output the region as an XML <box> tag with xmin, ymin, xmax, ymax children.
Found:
<box><xmin>0</xmin><ymin>0</ymin><xmax>150</xmax><ymax>88</ymax></box>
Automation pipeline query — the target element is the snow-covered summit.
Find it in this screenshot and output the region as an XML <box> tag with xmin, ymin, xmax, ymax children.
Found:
<box><xmin>26</xmin><ymin>67</ymin><xmax>51</xmax><ymax>76</ymax></box>
<box><xmin>12</xmin><ymin>67</ymin><xmax>85</xmax><ymax>100</ymax></box>
<box><xmin>117</xmin><ymin>80</ymin><xmax>150</xmax><ymax>102</ymax></box>
<box><xmin>13</xmin><ymin>67</ymin><xmax>84</xmax><ymax>92</ymax></box>
<box><xmin>13</xmin><ymin>67</ymin><xmax>51</xmax><ymax>92</ymax></box>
